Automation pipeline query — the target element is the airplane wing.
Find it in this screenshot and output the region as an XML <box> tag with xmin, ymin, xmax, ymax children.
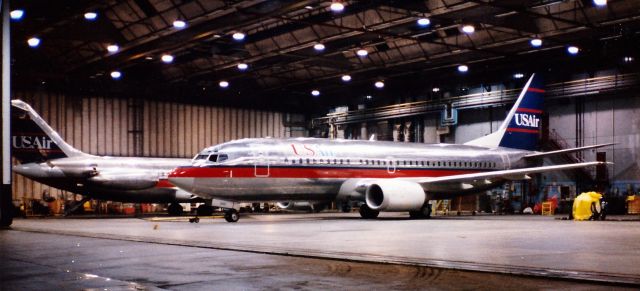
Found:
<box><xmin>523</xmin><ymin>143</ymin><xmax>614</xmax><ymax>159</ymax></box>
<box><xmin>416</xmin><ymin>161</ymin><xmax>607</xmax><ymax>185</ymax></box>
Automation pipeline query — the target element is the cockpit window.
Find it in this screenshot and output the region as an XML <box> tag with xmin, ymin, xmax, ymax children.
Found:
<box><xmin>217</xmin><ymin>154</ymin><xmax>228</xmax><ymax>163</ymax></box>
<box><xmin>208</xmin><ymin>154</ymin><xmax>218</xmax><ymax>162</ymax></box>
<box><xmin>194</xmin><ymin>154</ymin><xmax>208</xmax><ymax>160</ymax></box>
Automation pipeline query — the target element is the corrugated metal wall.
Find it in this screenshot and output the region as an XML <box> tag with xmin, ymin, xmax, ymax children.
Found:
<box><xmin>11</xmin><ymin>92</ymin><xmax>299</xmax><ymax>200</ymax></box>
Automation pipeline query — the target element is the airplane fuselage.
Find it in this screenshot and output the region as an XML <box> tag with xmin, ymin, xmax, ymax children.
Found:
<box><xmin>169</xmin><ymin>138</ymin><xmax>533</xmax><ymax>202</ymax></box>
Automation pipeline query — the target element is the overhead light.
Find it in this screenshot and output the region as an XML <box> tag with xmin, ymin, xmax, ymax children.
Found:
<box><xmin>593</xmin><ymin>0</ymin><xmax>607</xmax><ymax>6</ymax></box>
<box><xmin>567</xmin><ymin>46</ymin><xmax>579</xmax><ymax>55</ymax></box>
<box><xmin>366</xmin><ymin>95</ymin><xmax>372</xmax><ymax>100</ymax></box>
<box><xmin>311</xmin><ymin>90</ymin><xmax>320</xmax><ymax>96</ymax></box>
<box><xmin>304</xmin><ymin>5</ymin><xmax>313</xmax><ymax>10</ymax></box>
<box><xmin>84</xmin><ymin>12</ymin><xmax>98</xmax><ymax>21</ymax></box>
<box><xmin>107</xmin><ymin>44</ymin><xmax>119</xmax><ymax>53</ymax></box>
<box><xmin>461</xmin><ymin>25</ymin><xmax>475</xmax><ymax>34</ymax></box>
<box><xmin>417</xmin><ymin>18</ymin><xmax>430</xmax><ymax>26</ymax></box>
<box><xmin>341</xmin><ymin>75</ymin><xmax>351</xmax><ymax>82</ymax></box>
<box><xmin>10</xmin><ymin>9</ymin><xmax>24</xmax><ymax>20</ymax></box>
<box><xmin>313</xmin><ymin>43</ymin><xmax>325</xmax><ymax>51</ymax></box>
<box><xmin>232</xmin><ymin>32</ymin><xmax>245</xmax><ymax>40</ymax></box>
<box><xmin>145</xmin><ymin>56</ymin><xmax>154</xmax><ymax>60</ymax></box>
<box><xmin>514</xmin><ymin>73</ymin><xmax>524</xmax><ymax>79</ymax></box>
<box><xmin>432</xmin><ymin>87</ymin><xmax>440</xmax><ymax>92</ymax></box>
<box><xmin>624</xmin><ymin>56</ymin><xmax>634</xmax><ymax>63</ymax></box>
<box><xmin>110</xmin><ymin>71</ymin><xmax>122</xmax><ymax>79</ymax></box>
<box><xmin>27</xmin><ymin>37</ymin><xmax>41</xmax><ymax>47</ymax></box>
<box><xmin>530</xmin><ymin>38</ymin><xmax>542</xmax><ymax>47</ymax></box>
<box><xmin>161</xmin><ymin>54</ymin><xmax>174</xmax><ymax>63</ymax></box>
<box><xmin>219</xmin><ymin>81</ymin><xmax>229</xmax><ymax>88</ymax></box>
<box><xmin>173</xmin><ymin>20</ymin><xmax>187</xmax><ymax>29</ymax></box>
<box><xmin>330</xmin><ymin>2</ymin><xmax>344</xmax><ymax>12</ymax></box>
<box><xmin>457</xmin><ymin>65</ymin><xmax>469</xmax><ymax>72</ymax></box>
<box><xmin>356</xmin><ymin>49</ymin><xmax>368</xmax><ymax>57</ymax></box>
<box><xmin>374</xmin><ymin>81</ymin><xmax>384</xmax><ymax>89</ymax></box>
<box><xmin>237</xmin><ymin>63</ymin><xmax>248</xmax><ymax>70</ymax></box>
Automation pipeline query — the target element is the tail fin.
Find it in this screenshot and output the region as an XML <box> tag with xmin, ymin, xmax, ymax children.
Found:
<box><xmin>11</xmin><ymin>100</ymin><xmax>85</xmax><ymax>163</ymax></box>
<box><xmin>465</xmin><ymin>74</ymin><xmax>544</xmax><ymax>150</ymax></box>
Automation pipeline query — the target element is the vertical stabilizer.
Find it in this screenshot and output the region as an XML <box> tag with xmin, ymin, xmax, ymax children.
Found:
<box><xmin>11</xmin><ymin>100</ymin><xmax>86</xmax><ymax>163</ymax></box>
<box><xmin>465</xmin><ymin>74</ymin><xmax>544</xmax><ymax>150</ymax></box>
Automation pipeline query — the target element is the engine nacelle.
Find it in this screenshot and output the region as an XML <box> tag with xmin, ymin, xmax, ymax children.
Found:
<box><xmin>276</xmin><ymin>201</ymin><xmax>327</xmax><ymax>212</ymax></box>
<box><xmin>365</xmin><ymin>180</ymin><xmax>426</xmax><ymax>212</ymax></box>
<box><xmin>88</xmin><ymin>172</ymin><xmax>158</xmax><ymax>190</ymax></box>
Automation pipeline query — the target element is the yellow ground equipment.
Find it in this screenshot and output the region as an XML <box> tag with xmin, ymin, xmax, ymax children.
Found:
<box><xmin>572</xmin><ymin>192</ymin><xmax>604</xmax><ymax>221</ymax></box>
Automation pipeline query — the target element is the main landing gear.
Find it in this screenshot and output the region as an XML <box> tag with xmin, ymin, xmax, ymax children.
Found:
<box><xmin>359</xmin><ymin>204</ymin><xmax>379</xmax><ymax>219</ymax></box>
<box><xmin>224</xmin><ymin>209</ymin><xmax>239</xmax><ymax>223</ymax></box>
<box><xmin>167</xmin><ymin>203</ymin><xmax>184</xmax><ymax>216</ymax></box>
<box><xmin>409</xmin><ymin>203</ymin><xmax>432</xmax><ymax>219</ymax></box>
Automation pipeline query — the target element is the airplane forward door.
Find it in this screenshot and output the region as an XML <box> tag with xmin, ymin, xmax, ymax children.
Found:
<box><xmin>253</xmin><ymin>148</ymin><xmax>270</xmax><ymax>177</ymax></box>
<box><xmin>387</xmin><ymin>157</ymin><xmax>396</xmax><ymax>174</ymax></box>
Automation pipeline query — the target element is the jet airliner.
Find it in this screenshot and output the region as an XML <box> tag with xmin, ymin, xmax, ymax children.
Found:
<box><xmin>169</xmin><ymin>74</ymin><xmax>611</xmax><ymax>222</ymax></box>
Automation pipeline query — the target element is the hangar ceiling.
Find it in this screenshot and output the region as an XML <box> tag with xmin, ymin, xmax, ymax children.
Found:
<box><xmin>9</xmin><ymin>0</ymin><xmax>640</xmax><ymax>112</ymax></box>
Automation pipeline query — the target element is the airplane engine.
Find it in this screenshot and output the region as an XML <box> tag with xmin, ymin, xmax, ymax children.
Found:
<box><xmin>276</xmin><ymin>201</ymin><xmax>327</xmax><ymax>212</ymax></box>
<box><xmin>365</xmin><ymin>180</ymin><xmax>425</xmax><ymax>212</ymax></box>
<box><xmin>88</xmin><ymin>173</ymin><xmax>158</xmax><ymax>190</ymax></box>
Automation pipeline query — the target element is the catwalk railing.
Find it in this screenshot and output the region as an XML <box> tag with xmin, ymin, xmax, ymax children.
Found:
<box><xmin>311</xmin><ymin>73</ymin><xmax>640</xmax><ymax>127</ymax></box>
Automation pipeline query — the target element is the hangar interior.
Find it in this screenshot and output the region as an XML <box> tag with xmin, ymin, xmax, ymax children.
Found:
<box><xmin>2</xmin><ymin>0</ymin><xmax>640</xmax><ymax>289</ymax></box>
<box><xmin>5</xmin><ymin>0</ymin><xmax>640</xmax><ymax>215</ymax></box>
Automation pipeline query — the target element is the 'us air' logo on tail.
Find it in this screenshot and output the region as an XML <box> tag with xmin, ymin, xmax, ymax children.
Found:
<box><xmin>12</xmin><ymin>135</ymin><xmax>54</xmax><ymax>150</ymax></box>
<box><xmin>514</xmin><ymin>113</ymin><xmax>540</xmax><ymax>128</ymax></box>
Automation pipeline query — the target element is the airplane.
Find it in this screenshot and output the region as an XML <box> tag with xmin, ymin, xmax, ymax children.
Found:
<box><xmin>168</xmin><ymin>74</ymin><xmax>612</xmax><ymax>223</ymax></box>
<box><xmin>11</xmin><ymin>100</ymin><xmax>205</xmax><ymax>216</ymax></box>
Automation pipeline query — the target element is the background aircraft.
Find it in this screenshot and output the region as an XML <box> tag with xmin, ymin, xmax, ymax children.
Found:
<box><xmin>11</xmin><ymin>100</ymin><xmax>201</xmax><ymax>215</ymax></box>
<box><xmin>169</xmin><ymin>74</ymin><xmax>611</xmax><ymax>223</ymax></box>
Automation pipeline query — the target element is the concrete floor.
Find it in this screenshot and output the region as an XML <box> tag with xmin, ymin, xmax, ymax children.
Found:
<box><xmin>2</xmin><ymin>213</ymin><xmax>639</xmax><ymax>289</ymax></box>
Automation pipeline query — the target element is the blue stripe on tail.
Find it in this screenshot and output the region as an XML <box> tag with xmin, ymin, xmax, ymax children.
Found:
<box><xmin>498</xmin><ymin>76</ymin><xmax>544</xmax><ymax>151</ymax></box>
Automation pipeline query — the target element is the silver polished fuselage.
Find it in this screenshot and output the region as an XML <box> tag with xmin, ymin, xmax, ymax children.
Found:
<box><xmin>169</xmin><ymin>138</ymin><xmax>533</xmax><ymax>202</ymax></box>
<box><xmin>14</xmin><ymin>155</ymin><xmax>194</xmax><ymax>203</ymax></box>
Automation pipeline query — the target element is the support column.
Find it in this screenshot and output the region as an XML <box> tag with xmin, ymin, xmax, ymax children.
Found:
<box><xmin>336</xmin><ymin>124</ymin><xmax>346</xmax><ymax>139</ymax></box>
<box><xmin>392</xmin><ymin>123</ymin><xmax>401</xmax><ymax>142</ymax></box>
<box><xmin>360</xmin><ymin>123</ymin><xmax>367</xmax><ymax>140</ymax></box>
<box><xmin>403</xmin><ymin>121</ymin><xmax>412</xmax><ymax>142</ymax></box>
<box><xmin>1</xmin><ymin>0</ymin><xmax>14</xmax><ymax>227</ymax></box>
<box><xmin>423</xmin><ymin>115</ymin><xmax>438</xmax><ymax>144</ymax></box>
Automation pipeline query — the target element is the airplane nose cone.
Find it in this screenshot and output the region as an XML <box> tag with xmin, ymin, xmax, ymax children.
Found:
<box><xmin>168</xmin><ymin>169</ymin><xmax>195</xmax><ymax>192</ymax></box>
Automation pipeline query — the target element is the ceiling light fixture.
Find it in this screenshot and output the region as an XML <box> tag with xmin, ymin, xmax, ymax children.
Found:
<box><xmin>161</xmin><ymin>54</ymin><xmax>174</xmax><ymax>63</ymax></box>
<box><xmin>461</xmin><ymin>24</ymin><xmax>475</xmax><ymax>34</ymax></box>
<box><xmin>530</xmin><ymin>38</ymin><xmax>542</xmax><ymax>47</ymax></box>
<box><xmin>374</xmin><ymin>81</ymin><xmax>384</xmax><ymax>89</ymax></box>
<box><xmin>84</xmin><ymin>12</ymin><xmax>98</xmax><ymax>20</ymax></box>
<box><xmin>313</xmin><ymin>43</ymin><xmax>325</xmax><ymax>51</ymax></box>
<box><xmin>110</xmin><ymin>71</ymin><xmax>122</xmax><ymax>79</ymax></box>
<box><xmin>366</xmin><ymin>95</ymin><xmax>372</xmax><ymax>100</ymax></box>
<box><xmin>107</xmin><ymin>44</ymin><xmax>119</xmax><ymax>53</ymax></box>
<box><xmin>219</xmin><ymin>81</ymin><xmax>229</xmax><ymax>88</ymax></box>
<box><xmin>173</xmin><ymin>20</ymin><xmax>187</xmax><ymax>29</ymax></box>
<box><xmin>27</xmin><ymin>37</ymin><xmax>40</xmax><ymax>47</ymax></box>
<box><xmin>593</xmin><ymin>0</ymin><xmax>607</xmax><ymax>6</ymax></box>
<box><xmin>237</xmin><ymin>63</ymin><xmax>248</xmax><ymax>70</ymax></box>
<box><xmin>432</xmin><ymin>87</ymin><xmax>440</xmax><ymax>93</ymax></box>
<box><xmin>232</xmin><ymin>32</ymin><xmax>245</xmax><ymax>40</ymax></box>
<box><xmin>514</xmin><ymin>73</ymin><xmax>524</xmax><ymax>79</ymax></box>
<box><xmin>567</xmin><ymin>46</ymin><xmax>579</xmax><ymax>55</ymax></box>
<box><xmin>311</xmin><ymin>90</ymin><xmax>320</xmax><ymax>96</ymax></box>
<box><xmin>356</xmin><ymin>49</ymin><xmax>368</xmax><ymax>57</ymax></box>
<box><xmin>341</xmin><ymin>75</ymin><xmax>351</xmax><ymax>82</ymax></box>
<box><xmin>10</xmin><ymin>9</ymin><xmax>24</xmax><ymax>20</ymax></box>
<box><xmin>417</xmin><ymin>18</ymin><xmax>430</xmax><ymax>26</ymax></box>
<box><xmin>305</xmin><ymin>5</ymin><xmax>313</xmax><ymax>10</ymax></box>
<box><xmin>457</xmin><ymin>65</ymin><xmax>469</xmax><ymax>72</ymax></box>
<box><xmin>624</xmin><ymin>56</ymin><xmax>634</xmax><ymax>63</ymax></box>
<box><xmin>330</xmin><ymin>2</ymin><xmax>344</xmax><ymax>12</ymax></box>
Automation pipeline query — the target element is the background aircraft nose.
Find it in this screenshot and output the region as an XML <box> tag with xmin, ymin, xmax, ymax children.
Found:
<box><xmin>168</xmin><ymin>169</ymin><xmax>195</xmax><ymax>191</ymax></box>
<box><xmin>13</xmin><ymin>163</ymin><xmax>51</xmax><ymax>178</ymax></box>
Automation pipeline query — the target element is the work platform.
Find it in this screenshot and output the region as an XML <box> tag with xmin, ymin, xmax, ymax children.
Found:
<box><xmin>1</xmin><ymin>213</ymin><xmax>639</xmax><ymax>289</ymax></box>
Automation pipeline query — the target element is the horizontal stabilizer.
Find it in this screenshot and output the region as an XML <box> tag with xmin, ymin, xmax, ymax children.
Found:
<box><xmin>524</xmin><ymin>143</ymin><xmax>614</xmax><ymax>159</ymax></box>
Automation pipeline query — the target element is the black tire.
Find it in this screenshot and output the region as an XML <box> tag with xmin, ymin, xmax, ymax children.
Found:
<box><xmin>168</xmin><ymin>203</ymin><xmax>184</xmax><ymax>216</ymax></box>
<box><xmin>194</xmin><ymin>217</ymin><xmax>200</xmax><ymax>223</ymax></box>
<box><xmin>359</xmin><ymin>204</ymin><xmax>379</xmax><ymax>219</ymax></box>
<box><xmin>409</xmin><ymin>211</ymin><xmax>422</xmax><ymax>219</ymax></box>
<box><xmin>340</xmin><ymin>203</ymin><xmax>352</xmax><ymax>213</ymax></box>
<box><xmin>224</xmin><ymin>209</ymin><xmax>239</xmax><ymax>223</ymax></box>
<box><xmin>422</xmin><ymin>204</ymin><xmax>432</xmax><ymax>219</ymax></box>
<box><xmin>197</xmin><ymin>205</ymin><xmax>214</xmax><ymax>216</ymax></box>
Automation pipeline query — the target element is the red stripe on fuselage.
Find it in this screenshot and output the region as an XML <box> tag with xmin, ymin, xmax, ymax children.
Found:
<box><xmin>506</xmin><ymin>128</ymin><xmax>539</xmax><ymax>134</ymax></box>
<box><xmin>527</xmin><ymin>87</ymin><xmax>545</xmax><ymax>93</ymax></box>
<box><xmin>170</xmin><ymin>166</ymin><xmax>481</xmax><ymax>179</ymax></box>
<box><xmin>155</xmin><ymin>179</ymin><xmax>175</xmax><ymax>188</ymax></box>
<box><xmin>516</xmin><ymin>108</ymin><xmax>542</xmax><ymax>114</ymax></box>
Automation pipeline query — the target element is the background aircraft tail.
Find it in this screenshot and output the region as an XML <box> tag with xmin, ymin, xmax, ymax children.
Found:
<box><xmin>11</xmin><ymin>100</ymin><xmax>86</xmax><ymax>163</ymax></box>
<box><xmin>465</xmin><ymin>74</ymin><xmax>544</xmax><ymax>151</ymax></box>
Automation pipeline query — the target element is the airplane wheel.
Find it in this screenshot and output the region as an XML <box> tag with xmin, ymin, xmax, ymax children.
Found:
<box><xmin>194</xmin><ymin>217</ymin><xmax>200</xmax><ymax>223</ymax></box>
<box><xmin>359</xmin><ymin>204</ymin><xmax>379</xmax><ymax>219</ymax></box>
<box><xmin>168</xmin><ymin>203</ymin><xmax>183</xmax><ymax>216</ymax></box>
<box><xmin>224</xmin><ymin>209</ymin><xmax>239</xmax><ymax>223</ymax></box>
<box><xmin>422</xmin><ymin>204</ymin><xmax>432</xmax><ymax>219</ymax></box>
